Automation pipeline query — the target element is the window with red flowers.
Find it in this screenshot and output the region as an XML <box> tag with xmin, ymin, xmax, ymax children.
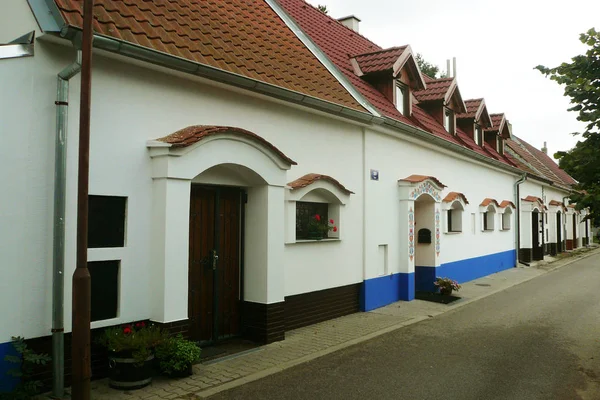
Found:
<box><xmin>296</xmin><ymin>201</ymin><xmax>329</xmax><ymax>240</ymax></box>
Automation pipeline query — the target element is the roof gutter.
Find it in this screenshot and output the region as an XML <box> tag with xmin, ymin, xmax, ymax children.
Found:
<box><xmin>381</xmin><ymin>117</ymin><xmax>526</xmax><ymax>176</ymax></box>
<box><xmin>60</xmin><ymin>28</ymin><xmax>383</xmax><ymax>126</ymax></box>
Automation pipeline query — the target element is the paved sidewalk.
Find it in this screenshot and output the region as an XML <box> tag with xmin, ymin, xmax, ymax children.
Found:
<box><xmin>50</xmin><ymin>245</ymin><xmax>600</xmax><ymax>399</ymax></box>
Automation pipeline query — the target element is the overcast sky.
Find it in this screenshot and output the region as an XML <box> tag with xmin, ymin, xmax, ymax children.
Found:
<box><xmin>306</xmin><ymin>0</ymin><xmax>599</xmax><ymax>160</ymax></box>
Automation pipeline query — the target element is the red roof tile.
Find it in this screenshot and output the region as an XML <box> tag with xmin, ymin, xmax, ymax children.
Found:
<box><xmin>157</xmin><ymin>125</ymin><xmax>297</xmax><ymax>165</ymax></box>
<box><xmin>53</xmin><ymin>0</ymin><xmax>366</xmax><ymax>112</ymax></box>
<box><xmin>522</xmin><ymin>196</ymin><xmax>544</xmax><ymax>204</ymax></box>
<box><xmin>414</xmin><ymin>78</ymin><xmax>454</xmax><ymax>102</ymax></box>
<box><xmin>499</xmin><ymin>200</ymin><xmax>516</xmax><ymax>209</ymax></box>
<box><xmin>517</xmin><ymin>138</ymin><xmax>577</xmax><ymax>186</ymax></box>
<box><xmin>480</xmin><ymin>198</ymin><xmax>500</xmax><ymax>207</ymax></box>
<box><xmin>443</xmin><ymin>192</ymin><xmax>469</xmax><ymax>204</ymax></box>
<box><xmin>399</xmin><ymin>175</ymin><xmax>446</xmax><ymax>188</ymax></box>
<box><xmin>288</xmin><ymin>173</ymin><xmax>354</xmax><ymax>194</ymax></box>
<box><xmin>352</xmin><ymin>46</ymin><xmax>407</xmax><ymax>75</ymax></box>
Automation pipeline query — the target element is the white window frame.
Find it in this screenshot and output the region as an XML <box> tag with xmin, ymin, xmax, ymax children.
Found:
<box><xmin>395</xmin><ymin>82</ymin><xmax>409</xmax><ymax>116</ymax></box>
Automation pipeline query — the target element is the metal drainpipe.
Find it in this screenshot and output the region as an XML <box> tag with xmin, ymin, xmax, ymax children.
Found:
<box><xmin>52</xmin><ymin>50</ymin><xmax>82</xmax><ymax>399</ymax></box>
<box><xmin>514</xmin><ymin>174</ymin><xmax>527</xmax><ymax>267</ymax></box>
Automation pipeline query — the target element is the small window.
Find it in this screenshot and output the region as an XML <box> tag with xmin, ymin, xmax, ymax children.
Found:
<box><xmin>88</xmin><ymin>195</ymin><xmax>127</xmax><ymax>248</ymax></box>
<box><xmin>475</xmin><ymin>125</ymin><xmax>483</xmax><ymax>146</ymax></box>
<box><xmin>89</xmin><ymin>260</ymin><xmax>119</xmax><ymax>322</ymax></box>
<box><xmin>497</xmin><ymin>137</ymin><xmax>505</xmax><ymax>155</ymax></box>
<box><xmin>483</xmin><ymin>209</ymin><xmax>495</xmax><ymax>231</ymax></box>
<box><xmin>296</xmin><ymin>201</ymin><xmax>329</xmax><ymax>240</ymax></box>
<box><xmin>502</xmin><ymin>210</ymin><xmax>512</xmax><ymax>230</ymax></box>
<box><xmin>395</xmin><ymin>83</ymin><xmax>409</xmax><ymax>116</ymax></box>
<box><xmin>444</xmin><ymin>108</ymin><xmax>454</xmax><ymax>134</ymax></box>
<box><xmin>446</xmin><ymin>203</ymin><xmax>463</xmax><ymax>233</ymax></box>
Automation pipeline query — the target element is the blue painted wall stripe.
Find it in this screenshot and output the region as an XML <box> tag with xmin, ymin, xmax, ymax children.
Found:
<box><xmin>361</xmin><ymin>249</ymin><xmax>516</xmax><ymax>310</ymax></box>
<box><xmin>0</xmin><ymin>341</ymin><xmax>19</xmax><ymax>393</ymax></box>
<box><xmin>360</xmin><ymin>272</ymin><xmax>414</xmax><ymax>311</ymax></box>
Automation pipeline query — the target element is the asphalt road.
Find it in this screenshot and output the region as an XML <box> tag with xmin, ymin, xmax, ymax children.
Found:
<box><xmin>210</xmin><ymin>253</ymin><xmax>600</xmax><ymax>400</ymax></box>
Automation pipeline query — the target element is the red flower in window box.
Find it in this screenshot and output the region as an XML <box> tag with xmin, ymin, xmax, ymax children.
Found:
<box><xmin>307</xmin><ymin>215</ymin><xmax>337</xmax><ymax>239</ymax></box>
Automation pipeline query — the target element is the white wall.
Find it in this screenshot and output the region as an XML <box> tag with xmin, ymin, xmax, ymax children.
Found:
<box><xmin>363</xmin><ymin>130</ymin><xmax>518</xmax><ymax>281</ymax></box>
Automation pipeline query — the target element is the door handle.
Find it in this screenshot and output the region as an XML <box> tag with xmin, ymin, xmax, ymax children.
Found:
<box><xmin>212</xmin><ymin>249</ymin><xmax>219</xmax><ymax>270</ymax></box>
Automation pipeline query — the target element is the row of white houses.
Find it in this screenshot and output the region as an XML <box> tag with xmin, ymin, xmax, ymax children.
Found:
<box><xmin>0</xmin><ymin>0</ymin><xmax>591</xmax><ymax>390</ymax></box>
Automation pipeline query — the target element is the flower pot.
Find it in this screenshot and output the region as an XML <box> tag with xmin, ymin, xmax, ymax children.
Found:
<box><xmin>440</xmin><ymin>288</ymin><xmax>453</xmax><ymax>296</ymax></box>
<box><xmin>166</xmin><ymin>364</ymin><xmax>194</xmax><ymax>378</ymax></box>
<box><xmin>108</xmin><ymin>352</ymin><xmax>154</xmax><ymax>390</ymax></box>
<box><xmin>308</xmin><ymin>232</ymin><xmax>324</xmax><ymax>240</ymax></box>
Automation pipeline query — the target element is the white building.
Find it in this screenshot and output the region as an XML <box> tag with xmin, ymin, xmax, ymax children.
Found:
<box><xmin>0</xmin><ymin>0</ymin><xmax>589</xmax><ymax>390</ymax></box>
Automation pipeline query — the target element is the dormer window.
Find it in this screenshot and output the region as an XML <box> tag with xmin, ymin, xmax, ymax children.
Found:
<box><xmin>444</xmin><ymin>108</ymin><xmax>455</xmax><ymax>134</ymax></box>
<box><xmin>474</xmin><ymin>124</ymin><xmax>482</xmax><ymax>146</ymax></box>
<box><xmin>395</xmin><ymin>82</ymin><xmax>409</xmax><ymax>116</ymax></box>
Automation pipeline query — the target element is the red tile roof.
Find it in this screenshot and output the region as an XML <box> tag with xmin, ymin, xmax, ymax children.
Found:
<box><xmin>157</xmin><ymin>125</ymin><xmax>297</xmax><ymax>165</ymax></box>
<box><xmin>352</xmin><ymin>46</ymin><xmax>407</xmax><ymax>75</ymax></box>
<box><xmin>443</xmin><ymin>192</ymin><xmax>469</xmax><ymax>205</ymax></box>
<box><xmin>480</xmin><ymin>198</ymin><xmax>500</xmax><ymax>207</ymax></box>
<box><xmin>288</xmin><ymin>173</ymin><xmax>354</xmax><ymax>194</ymax></box>
<box><xmin>414</xmin><ymin>78</ymin><xmax>454</xmax><ymax>102</ymax></box>
<box><xmin>278</xmin><ymin>0</ymin><xmax>517</xmax><ymax>169</ymax></box>
<box><xmin>399</xmin><ymin>175</ymin><xmax>446</xmax><ymax>188</ymax></box>
<box><xmin>499</xmin><ymin>200</ymin><xmax>516</xmax><ymax>209</ymax></box>
<box><xmin>522</xmin><ymin>196</ymin><xmax>544</xmax><ymax>204</ymax></box>
<box><xmin>53</xmin><ymin>0</ymin><xmax>366</xmax><ymax>112</ymax></box>
<box><xmin>459</xmin><ymin>99</ymin><xmax>483</xmax><ymax>118</ymax></box>
<box><xmin>518</xmin><ymin>138</ymin><xmax>577</xmax><ymax>186</ymax></box>
<box><xmin>506</xmin><ymin>137</ymin><xmax>576</xmax><ymax>188</ymax></box>
<box><xmin>487</xmin><ymin>113</ymin><xmax>506</xmax><ymax>132</ymax></box>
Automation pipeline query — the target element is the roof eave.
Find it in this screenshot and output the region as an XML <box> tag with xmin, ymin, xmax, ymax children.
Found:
<box><xmin>59</xmin><ymin>27</ymin><xmax>382</xmax><ymax>126</ymax></box>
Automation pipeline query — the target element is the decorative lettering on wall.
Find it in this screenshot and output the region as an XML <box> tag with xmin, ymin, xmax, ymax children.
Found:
<box><xmin>435</xmin><ymin>208</ymin><xmax>441</xmax><ymax>256</ymax></box>
<box><xmin>408</xmin><ymin>207</ymin><xmax>415</xmax><ymax>261</ymax></box>
<box><xmin>409</xmin><ymin>180</ymin><xmax>441</xmax><ymax>202</ymax></box>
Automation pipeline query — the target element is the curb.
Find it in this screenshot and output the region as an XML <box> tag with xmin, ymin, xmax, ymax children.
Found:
<box><xmin>197</xmin><ymin>247</ymin><xmax>600</xmax><ymax>398</ymax></box>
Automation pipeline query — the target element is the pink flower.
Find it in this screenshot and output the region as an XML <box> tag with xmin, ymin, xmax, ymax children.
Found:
<box><xmin>333</xmin><ymin>226</ymin><xmax>338</xmax><ymax>232</ymax></box>
<box><xmin>314</xmin><ymin>214</ymin><xmax>321</xmax><ymax>222</ymax></box>
<box><xmin>123</xmin><ymin>327</ymin><xmax>132</xmax><ymax>335</ymax></box>
<box><xmin>329</xmin><ymin>219</ymin><xmax>334</xmax><ymax>224</ymax></box>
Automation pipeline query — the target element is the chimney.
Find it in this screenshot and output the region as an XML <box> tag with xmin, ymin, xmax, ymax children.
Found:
<box><xmin>542</xmin><ymin>141</ymin><xmax>548</xmax><ymax>154</ymax></box>
<box><xmin>453</xmin><ymin>57</ymin><xmax>457</xmax><ymax>78</ymax></box>
<box><xmin>338</xmin><ymin>15</ymin><xmax>361</xmax><ymax>32</ymax></box>
<box><xmin>446</xmin><ymin>59</ymin><xmax>451</xmax><ymax>77</ymax></box>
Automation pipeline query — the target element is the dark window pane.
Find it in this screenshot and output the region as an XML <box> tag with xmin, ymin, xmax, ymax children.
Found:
<box><xmin>89</xmin><ymin>260</ymin><xmax>119</xmax><ymax>322</ymax></box>
<box><xmin>88</xmin><ymin>195</ymin><xmax>126</xmax><ymax>248</ymax></box>
<box><xmin>447</xmin><ymin>210</ymin><xmax>453</xmax><ymax>232</ymax></box>
<box><xmin>296</xmin><ymin>201</ymin><xmax>328</xmax><ymax>240</ymax></box>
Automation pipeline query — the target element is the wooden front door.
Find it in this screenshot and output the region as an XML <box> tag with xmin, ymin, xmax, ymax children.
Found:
<box><xmin>188</xmin><ymin>185</ymin><xmax>242</xmax><ymax>343</ymax></box>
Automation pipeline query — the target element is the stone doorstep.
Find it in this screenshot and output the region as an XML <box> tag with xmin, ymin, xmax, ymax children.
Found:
<box><xmin>40</xmin><ymin>245</ymin><xmax>600</xmax><ymax>399</ymax></box>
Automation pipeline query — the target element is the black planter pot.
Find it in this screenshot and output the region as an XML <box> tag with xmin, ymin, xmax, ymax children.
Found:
<box><xmin>108</xmin><ymin>352</ymin><xmax>154</xmax><ymax>390</ymax></box>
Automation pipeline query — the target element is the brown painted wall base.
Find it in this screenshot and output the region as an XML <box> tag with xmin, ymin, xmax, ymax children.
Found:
<box><xmin>241</xmin><ymin>301</ymin><xmax>285</xmax><ymax>344</ymax></box>
<box><xmin>519</xmin><ymin>248</ymin><xmax>532</xmax><ymax>263</ymax></box>
<box><xmin>153</xmin><ymin>319</ymin><xmax>190</xmax><ymax>338</ymax></box>
<box><xmin>284</xmin><ymin>283</ymin><xmax>360</xmax><ymax>331</ymax></box>
<box><xmin>566</xmin><ymin>239</ymin><xmax>574</xmax><ymax>250</ymax></box>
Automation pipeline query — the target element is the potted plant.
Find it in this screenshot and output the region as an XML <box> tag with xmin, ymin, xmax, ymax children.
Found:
<box><xmin>307</xmin><ymin>214</ymin><xmax>337</xmax><ymax>240</ymax></box>
<box><xmin>97</xmin><ymin>322</ymin><xmax>165</xmax><ymax>390</ymax></box>
<box><xmin>434</xmin><ymin>277</ymin><xmax>461</xmax><ymax>296</ymax></box>
<box><xmin>155</xmin><ymin>335</ymin><xmax>201</xmax><ymax>378</ymax></box>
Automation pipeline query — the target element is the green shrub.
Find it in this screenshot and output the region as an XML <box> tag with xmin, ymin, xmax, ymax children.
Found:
<box><xmin>155</xmin><ymin>335</ymin><xmax>201</xmax><ymax>375</ymax></box>
<box><xmin>1</xmin><ymin>336</ymin><xmax>51</xmax><ymax>400</ymax></box>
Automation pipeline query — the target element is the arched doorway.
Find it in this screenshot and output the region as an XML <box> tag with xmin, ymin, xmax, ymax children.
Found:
<box><xmin>414</xmin><ymin>193</ymin><xmax>437</xmax><ymax>292</ymax></box>
<box><xmin>531</xmin><ymin>210</ymin><xmax>543</xmax><ymax>261</ymax></box>
<box><xmin>556</xmin><ymin>211</ymin><xmax>562</xmax><ymax>252</ymax></box>
<box><xmin>148</xmin><ymin>126</ymin><xmax>296</xmax><ymax>344</ymax></box>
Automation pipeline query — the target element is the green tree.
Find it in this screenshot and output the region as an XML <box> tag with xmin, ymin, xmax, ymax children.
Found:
<box><xmin>536</xmin><ymin>28</ymin><xmax>600</xmax><ymax>224</ymax></box>
<box><xmin>317</xmin><ymin>4</ymin><xmax>328</xmax><ymax>14</ymax></box>
<box><xmin>415</xmin><ymin>53</ymin><xmax>447</xmax><ymax>79</ymax></box>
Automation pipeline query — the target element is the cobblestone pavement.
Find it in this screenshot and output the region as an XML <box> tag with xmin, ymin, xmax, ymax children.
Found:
<box><xmin>45</xmin><ymin>245</ymin><xmax>599</xmax><ymax>399</ymax></box>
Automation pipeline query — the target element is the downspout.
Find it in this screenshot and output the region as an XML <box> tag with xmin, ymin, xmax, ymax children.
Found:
<box><xmin>514</xmin><ymin>174</ymin><xmax>527</xmax><ymax>267</ymax></box>
<box><xmin>52</xmin><ymin>50</ymin><xmax>82</xmax><ymax>399</ymax></box>
<box><xmin>562</xmin><ymin>194</ymin><xmax>570</xmax><ymax>250</ymax></box>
